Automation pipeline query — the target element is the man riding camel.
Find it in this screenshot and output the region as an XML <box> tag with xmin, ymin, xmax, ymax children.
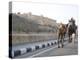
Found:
<box><xmin>67</xmin><ymin>17</ymin><xmax>77</xmax><ymax>43</ymax></box>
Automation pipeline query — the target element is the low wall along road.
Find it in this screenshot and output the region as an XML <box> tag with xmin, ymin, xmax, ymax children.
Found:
<box><xmin>12</xmin><ymin>33</ymin><xmax>58</xmax><ymax>45</ymax></box>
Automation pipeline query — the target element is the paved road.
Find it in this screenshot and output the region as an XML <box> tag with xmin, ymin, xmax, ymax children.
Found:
<box><xmin>14</xmin><ymin>38</ymin><xmax>78</xmax><ymax>58</ymax></box>
<box><xmin>33</xmin><ymin>40</ymin><xmax>78</xmax><ymax>58</ymax></box>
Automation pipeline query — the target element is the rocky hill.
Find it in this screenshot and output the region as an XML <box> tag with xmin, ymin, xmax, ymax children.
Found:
<box><xmin>10</xmin><ymin>13</ymin><xmax>58</xmax><ymax>33</ymax></box>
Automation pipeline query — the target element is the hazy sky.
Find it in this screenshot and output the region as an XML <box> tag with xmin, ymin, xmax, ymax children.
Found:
<box><xmin>12</xmin><ymin>2</ymin><xmax>78</xmax><ymax>24</ymax></box>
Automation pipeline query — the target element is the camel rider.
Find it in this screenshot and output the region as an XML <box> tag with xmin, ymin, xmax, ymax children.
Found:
<box><xmin>68</xmin><ymin>17</ymin><xmax>75</xmax><ymax>27</ymax></box>
<box><xmin>67</xmin><ymin>17</ymin><xmax>76</xmax><ymax>33</ymax></box>
<box><xmin>68</xmin><ymin>20</ymin><xmax>72</xmax><ymax>28</ymax></box>
<box><xmin>71</xmin><ymin>17</ymin><xmax>75</xmax><ymax>25</ymax></box>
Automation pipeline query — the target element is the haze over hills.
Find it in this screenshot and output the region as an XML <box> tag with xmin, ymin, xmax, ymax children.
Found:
<box><xmin>10</xmin><ymin>12</ymin><xmax>58</xmax><ymax>33</ymax></box>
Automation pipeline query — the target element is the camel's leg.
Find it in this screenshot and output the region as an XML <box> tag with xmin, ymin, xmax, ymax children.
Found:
<box><xmin>72</xmin><ymin>33</ymin><xmax>75</xmax><ymax>46</ymax></box>
<box><xmin>69</xmin><ymin>34</ymin><xmax>71</xmax><ymax>43</ymax></box>
<box><xmin>58</xmin><ymin>33</ymin><xmax>60</xmax><ymax>48</ymax></box>
<box><xmin>61</xmin><ymin>35</ymin><xmax>64</xmax><ymax>48</ymax></box>
<box><xmin>58</xmin><ymin>40</ymin><xmax>60</xmax><ymax>48</ymax></box>
<box><xmin>68</xmin><ymin>34</ymin><xmax>70</xmax><ymax>42</ymax></box>
<box><xmin>70</xmin><ymin>34</ymin><xmax>72</xmax><ymax>43</ymax></box>
<box><xmin>63</xmin><ymin>35</ymin><xmax>65</xmax><ymax>42</ymax></box>
<box><xmin>64</xmin><ymin>32</ymin><xmax>65</xmax><ymax>38</ymax></box>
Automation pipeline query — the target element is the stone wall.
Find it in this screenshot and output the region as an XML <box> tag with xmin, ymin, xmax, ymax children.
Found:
<box><xmin>12</xmin><ymin>33</ymin><xmax>58</xmax><ymax>45</ymax></box>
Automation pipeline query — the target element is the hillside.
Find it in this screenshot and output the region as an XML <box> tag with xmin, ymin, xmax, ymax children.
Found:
<box><xmin>10</xmin><ymin>13</ymin><xmax>58</xmax><ymax>33</ymax></box>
